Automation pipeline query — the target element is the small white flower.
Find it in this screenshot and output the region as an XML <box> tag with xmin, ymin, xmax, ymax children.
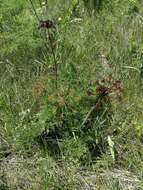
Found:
<box><xmin>42</xmin><ymin>2</ymin><xmax>46</xmax><ymax>6</ymax></box>
<box><xmin>71</xmin><ymin>18</ymin><xmax>82</xmax><ymax>23</ymax></box>
<box><xmin>58</xmin><ymin>17</ymin><xmax>62</xmax><ymax>21</ymax></box>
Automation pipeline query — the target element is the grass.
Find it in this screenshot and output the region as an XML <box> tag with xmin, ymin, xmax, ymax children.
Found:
<box><xmin>0</xmin><ymin>0</ymin><xmax>143</xmax><ymax>189</ymax></box>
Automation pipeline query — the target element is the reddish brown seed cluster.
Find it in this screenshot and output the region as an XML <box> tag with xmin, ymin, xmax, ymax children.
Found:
<box><xmin>32</xmin><ymin>77</ymin><xmax>47</xmax><ymax>98</ymax></box>
<box><xmin>94</xmin><ymin>77</ymin><xmax>123</xmax><ymax>111</ymax></box>
<box><xmin>96</xmin><ymin>86</ymin><xmax>111</xmax><ymax>96</ymax></box>
<box><xmin>96</xmin><ymin>77</ymin><xmax>123</xmax><ymax>97</ymax></box>
<box><xmin>38</xmin><ymin>20</ymin><xmax>55</xmax><ymax>30</ymax></box>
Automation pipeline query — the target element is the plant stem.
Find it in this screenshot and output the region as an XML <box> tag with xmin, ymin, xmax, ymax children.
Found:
<box><xmin>29</xmin><ymin>0</ymin><xmax>40</xmax><ymax>21</ymax></box>
<box><xmin>47</xmin><ymin>29</ymin><xmax>58</xmax><ymax>89</ymax></box>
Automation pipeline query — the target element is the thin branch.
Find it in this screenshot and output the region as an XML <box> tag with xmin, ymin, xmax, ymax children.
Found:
<box><xmin>47</xmin><ymin>29</ymin><xmax>58</xmax><ymax>89</ymax></box>
<box><xmin>28</xmin><ymin>0</ymin><xmax>40</xmax><ymax>21</ymax></box>
<box><xmin>38</xmin><ymin>0</ymin><xmax>42</xmax><ymax>8</ymax></box>
<box><xmin>28</xmin><ymin>0</ymin><xmax>52</xmax><ymax>58</ymax></box>
<box><xmin>81</xmin><ymin>93</ymin><xmax>107</xmax><ymax>128</ymax></box>
<box><xmin>81</xmin><ymin>105</ymin><xmax>96</xmax><ymax>127</ymax></box>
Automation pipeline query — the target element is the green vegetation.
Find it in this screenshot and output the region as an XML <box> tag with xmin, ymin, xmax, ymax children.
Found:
<box><xmin>0</xmin><ymin>0</ymin><xmax>143</xmax><ymax>189</ymax></box>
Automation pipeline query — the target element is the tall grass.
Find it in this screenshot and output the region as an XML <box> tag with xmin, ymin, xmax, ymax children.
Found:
<box><xmin>0</xmin><ymin>0</ymin><xmax>143</xmax><ymax>189</ymax></box>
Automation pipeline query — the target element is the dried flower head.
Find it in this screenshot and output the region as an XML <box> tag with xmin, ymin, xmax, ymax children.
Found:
<box><xmin>96</xmin><ymin>77</ymin><xmax>123</xmax><ymax>102</ymax></box>
<box><xmin>38</xmin><ymin>20</ymin><xmax>55</xmax><ymax>30</ymax></box>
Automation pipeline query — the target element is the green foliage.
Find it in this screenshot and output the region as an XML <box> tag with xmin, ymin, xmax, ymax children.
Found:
<box><xmin>62</xmin><ymin>138</ymin><xmax>88</xmax><ymax>161</ymax></box>
<box><xmin>0</xmin><ymin>0</ymin><xmax>143</xmax><ymax>189</ymax></box>
<box><xmin>0</xmin><ymin>0</ymin><xmax>42</xmax><ymax>62</ymax></box>
<box><xmin>82</xmin><ymin>0</ymin><xmax>111</xmax><ymax>12</ymax></box>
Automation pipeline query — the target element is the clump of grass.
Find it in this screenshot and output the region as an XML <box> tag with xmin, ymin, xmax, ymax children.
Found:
<box><xmin>0</xmin><ymin>0</ymin><xmax>143</xmax><ymax>189</ymax></box>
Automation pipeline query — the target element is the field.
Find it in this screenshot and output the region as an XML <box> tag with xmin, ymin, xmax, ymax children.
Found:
<box><xmin>0</xmin><ymin>0</ymin><xmax>143</xmax><ymax>189</ymax></box>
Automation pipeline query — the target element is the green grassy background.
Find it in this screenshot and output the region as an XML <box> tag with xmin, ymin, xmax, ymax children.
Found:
<box><xmin>0</xmin><ymin>0</ymin><xmax>143</xmax><ymax>189</ymax></box>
